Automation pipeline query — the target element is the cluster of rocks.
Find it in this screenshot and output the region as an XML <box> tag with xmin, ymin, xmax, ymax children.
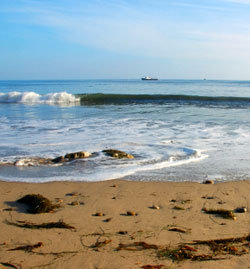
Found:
<box><xmin>51</xmin><ymin>149</ymin><xmax>134</xmax><ymax>164</ymax></box>
<box><xmin>11</xmin><ymin>149</ymin><xmax>134</xmax><ymax>166</ymax></box>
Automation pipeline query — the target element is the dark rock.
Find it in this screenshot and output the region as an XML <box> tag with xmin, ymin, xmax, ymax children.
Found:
<box><xmin>103</xmin><ymin>149</ymin><xmax>134</xmax><ymax>159</ymax></box>
<box><xmin>64</xmin><ymin>151</ymin><xmax>91</xmax><ymax>161</ymax></box>
<box><xmin>64</xmin><ymin>153</ymin><xmax>77</xmax><ymax>161</ymax></box>
<box><xmin>126</xmin><ymin>211</ymin><xmax>137</xmax><ymax>216</ymax></box>
<box><xmin>51</xmin><ymin>156</ymin><xmax>65</xmax><ymax>163</ymax></box>
<box><xmin>52</xmin><ymin>151</ymin><xmax>91</xmax><ymax>164</ymax></box>
<box><xmin>235</xmin><ymin>207</ymin><xmax>247</xmax><ymax>213</ymax></box>
<box><xmin>93</xmin><ymin>212</ymin><xmax>105</xmax><ymax>216</ymax></box>
<box><xmin>203</xmin><ymin>180</ymin><xmax>214</xmax><ymax>185</ymax></box>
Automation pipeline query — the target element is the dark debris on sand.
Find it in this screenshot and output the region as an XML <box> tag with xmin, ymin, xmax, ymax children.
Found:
<box><xmin>17</xmin><ymin>194</ymin><xmax>61</xmax><ymax>214</ymax></box>
<box><xmin>5</xmin><ymin>220</ymin><xmax>75</xmax><ymax>231</ymax></box>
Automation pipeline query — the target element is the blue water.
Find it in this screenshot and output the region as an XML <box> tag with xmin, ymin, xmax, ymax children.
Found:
<box><xmin>1</xmin><ymin>79</ymin><xmax>250</xmax><ymax>96</ymax></box>
<box><xmin>1</xmin><ymin>79</ymin><xmax>250</xmax><ymax>183</ymax></box>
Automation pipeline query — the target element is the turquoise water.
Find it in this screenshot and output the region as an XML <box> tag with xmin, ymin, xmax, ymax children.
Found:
<box><xmin>1</xmin><ymin>79</ymin><xmax>250</xmax><ymax>182</ymax></box>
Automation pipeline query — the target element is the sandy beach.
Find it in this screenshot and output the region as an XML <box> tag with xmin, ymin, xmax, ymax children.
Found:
<box><xmin>1</xmin><ymin>179</ymin><xmax>250</xmax><ymax>269</ymax></box>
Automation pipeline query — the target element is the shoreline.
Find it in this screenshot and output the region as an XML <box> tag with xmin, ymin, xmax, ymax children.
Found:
<box><xmin>1</xmin><ymin>179</ymin><xmax>250</xmax><ymax>268</ymax></box>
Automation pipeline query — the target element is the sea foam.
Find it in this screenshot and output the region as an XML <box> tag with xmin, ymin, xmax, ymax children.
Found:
<box><xmin>0</xmin><ymin>91</ymin><xmax>79</xmax><ymax>104</ymax></box>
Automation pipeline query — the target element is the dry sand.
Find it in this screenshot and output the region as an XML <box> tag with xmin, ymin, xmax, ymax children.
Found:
<box><xmin>1</xmin><ymin>179</ymin><xmax>250</xmax><ymax>269</ymax></box>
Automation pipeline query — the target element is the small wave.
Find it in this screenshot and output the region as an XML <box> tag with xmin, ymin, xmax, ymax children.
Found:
<box><xmin>0</xmin><ymin>91</ymin><xmax>79</xmax><ymax>104</ymax></box>
<box><xmin>76</xmin><ymin>93</ymin><xmax>250</xmax><ymax>107</ymax></box>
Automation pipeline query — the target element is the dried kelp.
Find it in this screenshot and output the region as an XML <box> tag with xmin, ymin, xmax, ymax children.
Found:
<box><xmin>17</xmin><ymin>194</ymin><xmax>60</xmax><ymax>214</ymax></box>
<box><xmin>158</xmin><ymin>245</ymin><xmax>222</xmax><ymax>262</ymax></box>
<box><xmin>92</xmin><ymin>239</ymin><xmax>112</xmax><ymax>248</ymax></box>
<box><xmin>173</xmin><ymin>206</ymin><xmax>185</xmax><ymax>211</ymax></box>
<box><xmin>192</xmin><ymin>234</ymin><xmax>250</xmax><ymax>255</ymax></box>
<box><xmin>164</xmin><ymin>224</ymin><xmax>192</xmax><ymax>234</ymax></box>
<box><xmin>117</xmin><ymin>238</ymin><xmax>240</xmax><ymax>263</ymax></box>
<box><xmin>117</xmin><ymin>241</ymin><xmax>159</xmax><ymax>251</ymax></box>
<box><xmin>0</xmin><ymin>262</ymin><xmax>21</xmax><ymax>269</ymax></box>
<box><xmin>76</xmin><ymin>227</ymin><xmax>250</xmax><ymax>266</ymax></box>
<box><xmin>5</xmin><ymin>220</ymin><xmax>75</xmax><ymax>230</ymax></box>
<box><xmin>79</xmin><ymin>227</ymin><xmax>113</xmax><ymax>250</ymax></box>
<box><xmin>193</xmin><ymin>234</ymin><xmax>250</xmax><ymax>245</ymax></box>
<box><xmin>141</xmin><ymin>265</ymin><xmax>165</xmax><ymax>269</ymax></box>
<box><xmin>202</xmin><ymin>208</ymin><xmax>236</xmax><ymax>220</ymax></box>
<box><xmin>168</xmin><ymin>227</ymin><xmax>190</xmax><ymax>234</ymax></box>
<box><xmin>3</xmin><ymin>208</ymin><xmax>13</xmax><ymax>212</ymax></box>
<box><xmin>170</xmin><ymin>199</ymin><xmax>192</xmax><ymax>204</ymax></box>
<box><xmin>9</xmin><ymin>242</ymin><xmax>43</xmax><ymax>252</ymax></box>
<box><xmin>158</xmin><ymin>246</ymin><xmax>192</xmax><ymax>261</ymax></box>
<box><xmin>158</xmin><ymin>233</ymin><xmax>250</xmax><ymax>262</ymax></box>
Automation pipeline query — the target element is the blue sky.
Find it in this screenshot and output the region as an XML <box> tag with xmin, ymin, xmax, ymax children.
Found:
<box><xmin>1</xmin><ymin>0</ymin><xmax>250</xmax><ymax>79</ymax></box>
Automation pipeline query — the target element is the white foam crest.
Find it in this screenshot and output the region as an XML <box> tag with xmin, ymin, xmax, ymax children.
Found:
<box><xmin>14</xmin><ymin>158</ymin><xmax>36</xmax><ymax>166</ymax></box>
<box><xmin>13</xmin><ymin>158</ymin><xmax>52</xmax><ymax>166</ymax></box>
<box><xmin>0</xmin><ymin>91</ymin><xmax>79</xmax><ymax>104</ymax></box>
<box><xmin>161</xmin><ymin>140</ymin><xmax>175</xmax><ymax>144</ymax></box>
<box><xmin>132</xmin><ymin>150</ymin><xmax>208</xmax><ymax>173</ymax></box>
<box><xmin>71</xmin><ymin>151</ymin><xmax>208</xmax><ymax>182</ymax></box>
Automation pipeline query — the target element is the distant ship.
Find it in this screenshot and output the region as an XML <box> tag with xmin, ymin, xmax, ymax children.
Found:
<box><xmin>141</xmin><ymin>76</ymin><xmax>158</xmax><ymax>81</ymax></box>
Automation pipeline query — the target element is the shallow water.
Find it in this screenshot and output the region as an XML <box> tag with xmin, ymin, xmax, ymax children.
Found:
<box><xmin>1</xmin><ymin>79</ymin><xmax>250</xmax><ymax>182</ymax></box>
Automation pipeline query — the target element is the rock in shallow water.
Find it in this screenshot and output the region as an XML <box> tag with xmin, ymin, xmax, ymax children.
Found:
<box><xmin>12</xmin><ymin>151</ymin><xmax>91</xmax><ymax>166</ymax></box>
<box><xmin>51</xmin><ymin>151</ymin><xmax>91</xmax><ymax>163</ymax></box>
<box><xmin>51</xmin><ymin>156</ymin><xmax>65</xmax><ymax>164</ymax></box>
<box><xmin>64</xmin><ymin>151</ymin><xmax>91</xmax><ymax>160</ymax></box>
<box><xmin>102</xmin><ymin>149</ymin><xmax>134</xmax><ymax>159</ymax></box>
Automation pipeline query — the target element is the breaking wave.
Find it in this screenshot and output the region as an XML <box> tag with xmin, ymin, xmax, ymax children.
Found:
<box><xmin>2</xmin><ymin>92</ymin><xmax>250</xmax><ymax>107</ymax></box>
<box><xmin>0</xmin><ymin>91</ymin><xmax>79</xmax><ymax>104</ymax></box>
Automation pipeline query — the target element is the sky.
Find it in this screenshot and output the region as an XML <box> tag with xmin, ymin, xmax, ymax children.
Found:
<box><xmin>1</xmin><ymin>0</ymin><xmax>250</xmax><ymax>80</ymax></box>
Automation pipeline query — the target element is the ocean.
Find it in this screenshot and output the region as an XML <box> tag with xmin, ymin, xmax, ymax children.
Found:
<box><xmin>1</xmin><ymin>79</ymin><xmax>250</xmax><ymax>183</ymax></box>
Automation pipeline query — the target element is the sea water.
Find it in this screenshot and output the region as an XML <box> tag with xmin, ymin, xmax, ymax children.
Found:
<box><xmin>1</xmin><ymin>79</ymin><xmax>250</xmax><ymax>183</ymax></box>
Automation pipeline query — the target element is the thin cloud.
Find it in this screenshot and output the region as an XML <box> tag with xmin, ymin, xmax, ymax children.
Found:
<box><xmin>2</xmin><ymin>0</ymin><xmax>250</xmax><ymax>61</ymax></box>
